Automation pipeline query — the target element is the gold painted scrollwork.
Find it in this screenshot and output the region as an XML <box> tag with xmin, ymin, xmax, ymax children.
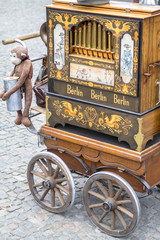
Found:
<box><xmin>69</xmin><ymin>57</ymin><xmax>114</xmax><ymax>69</ymax></box>
<box><xmin>52</xmin><ymin>100</ymin><xmax>133</xmax><ymax>135</ymax></box>
<box><xmin>115</xmin><ymin>74</ymin><xmax>137</xmax><ymax>97</ymax></box>
<box><xmin>46</xmin><ymin>96</ymin><xmax>52</xmax><ymax>126</ymax></box>
<box><xmin>133</xmin><ymin>31</ymin><xmax>139</xmax><ymax>74</ymax></box>
<box><xmin>69</xmin><ymin>78</ymin><xmax>113</xmax><ymax>91</ymax></box>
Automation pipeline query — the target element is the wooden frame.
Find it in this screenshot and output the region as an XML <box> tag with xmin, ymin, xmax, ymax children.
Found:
<box><xmin>40</xmin><ymin>125</ymin><xmax>160</xmax><ymax>192</ymax></box>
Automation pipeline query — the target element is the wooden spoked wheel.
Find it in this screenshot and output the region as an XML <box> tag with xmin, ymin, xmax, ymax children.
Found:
<box><xmin>27</xmin><ymin>152</ymin><xmax>75</xmax><ymax>213</ymax></box>
<box><xmin>83</xmin><ymin>171</ymin><xmax>141</xmax><ymax>237</ymax></box>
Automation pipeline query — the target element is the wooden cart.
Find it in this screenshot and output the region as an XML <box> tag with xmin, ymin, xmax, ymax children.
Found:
<box><xmin>26</xmin><ymin>0</ymin><xmax>160</xmax><ymax>237</ymax></box>
<box><xmin>26</xmin><ymin>121</ymin><xmax>160</xmax><ymax>237</ymax></box>
<box><xmin>1</xmin><ymin>0</ymin><xmax>159</xmax><ymax>237</ymax></box>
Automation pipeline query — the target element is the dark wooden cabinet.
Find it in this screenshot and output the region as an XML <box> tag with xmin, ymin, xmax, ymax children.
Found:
<box><xmin>46</xmin><ymin>1</ymin><xmax>160</xmax><ymax>151</ymax></box>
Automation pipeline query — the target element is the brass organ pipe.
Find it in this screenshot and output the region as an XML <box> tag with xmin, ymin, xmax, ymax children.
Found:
<box><xmin>83</xmin><ymin>24</ymin><xmax>86</xmax><ymax>47</ymax></box>
<box><xmin>70</xmin><ymin>21</ymin><xmax>115</xmax><ymax>59</ymax></box>
<box><xmin>98</xmin><ymin>24</ymin><xmax>101</xmax><ymax>49</ymax></box>
<box><xmin>108</xmin><ymin>31</ymin><xmax>111</xmax><ymax>52</ymax></box>
<box><xmin>79</xmin><ymin>27</ymin><xmax>82</xmax><ymax>46</ymax></box>
<box><xmin>93</xmin><ymin>22</ymin><xmax>97</xmax><ymax>49</ymax></box>
<box><xmin>74</xmin><ymin>28</ymin><xmax>77</xmax><ymax>46</ymax></box>
<box><xmin>70</xmin><ymin>30</ymin><xmax>73</xmax><ymax>46</ymax></box>
<box><xmin>88</xmin><ymin>22</ymin><xmax>91</xmax><ymax>48</ymax></box>
<box><xmin>102</xmin><ymin>28</ymin><xmax>106</xmax><ymax>51</ymax></box>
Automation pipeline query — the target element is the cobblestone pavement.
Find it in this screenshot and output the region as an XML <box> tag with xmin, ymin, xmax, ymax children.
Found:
<box><xmin>0</xmin><ymin>1</ymin><xmax>160</xmax><ymax>240</ymax></box>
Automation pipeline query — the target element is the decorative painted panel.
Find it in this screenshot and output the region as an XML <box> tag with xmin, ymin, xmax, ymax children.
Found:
<box><xmin>46</xmin><ymin>94</ymin><xmax>139</xmax><ymax>150</ymax></box>
<box><xmin>70</xmin><ymin>63</ymin><xmax>114</xmax><ymax>86</ymax></box>
<box><xmin>48</xmin><ymin>9</ymin><xmax>140</xmax><ymax>98</ymax></box>
<box><xmin>120</xmin><ymin>33</ymin><xmax>134</xmax><ymax>84</ymax></box>
<box><xmin>54</xmin><ymin>24</ymin><xmax>65</xmax><ymax>70</ymax></box>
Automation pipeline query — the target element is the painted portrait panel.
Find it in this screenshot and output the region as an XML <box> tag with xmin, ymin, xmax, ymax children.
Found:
<box><xmin>54</xmin><ymin>24</ymin><xmax>65</xmax><ymax>70</ymax></box>
<box><xmin>120</xmin><ymin>33</ymin><xmax>134</xmax><ymax>84</ymax></box>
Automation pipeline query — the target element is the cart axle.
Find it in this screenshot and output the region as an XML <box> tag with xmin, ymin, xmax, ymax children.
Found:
<box><xmin>103</xmin><ymin>201</ymin><xmax>113</xmax><ymax>211</ymax></box>
<box><xmin>42</xmin><ymin>179</ymin><xmax>52</xmax><ymax>189</ymax></box>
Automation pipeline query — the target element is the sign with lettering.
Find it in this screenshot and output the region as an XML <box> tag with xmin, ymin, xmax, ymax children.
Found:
<box><xmin>50</xmin><ymin>79</ymin><xmax>139</xmax><ymax>112</ymax></box>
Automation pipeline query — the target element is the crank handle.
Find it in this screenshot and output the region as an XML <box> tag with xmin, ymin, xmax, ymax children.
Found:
<box><xmin>155</xmin><ymin>79</ymin><xmax>160</xmax><ymax>86</ymax></box>
<box><xmin>155</xmin><ymin>79</ymin><xmax>160</xmax><ymax>105</ymax></box>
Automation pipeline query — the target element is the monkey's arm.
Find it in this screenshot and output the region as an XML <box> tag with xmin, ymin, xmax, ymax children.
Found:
<box><xmin>2</xmin><ymin>61</ymin><xmax>32</xmax><ymax>101</ymax></box>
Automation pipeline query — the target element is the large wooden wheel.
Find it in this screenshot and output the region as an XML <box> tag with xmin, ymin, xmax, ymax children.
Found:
<box><xmin>83</xmin><ymin>171</ymin><xmax>141</xmax><ymax>237</ymax></box>
<box><xmin>27</xmin><ymin>152</ymin><xmax>75</xmax><ymax>213</ymax></box>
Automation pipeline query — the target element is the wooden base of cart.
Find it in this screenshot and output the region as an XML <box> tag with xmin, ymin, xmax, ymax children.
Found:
<box><xmin>40</xmin><ymin>125</ymin><xmax>160</xmax><ymax>193</ymax></box>
<box><xmin>27</xmin><ymin>124</ymin><xmax>160</xmax><ymax>236</ymax></box>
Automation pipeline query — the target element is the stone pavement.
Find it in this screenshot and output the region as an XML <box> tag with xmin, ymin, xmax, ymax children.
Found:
<box><xmin>0</xmin><ymin>0</ymin><xmax>160</xmax><ymax>239</ymax></box>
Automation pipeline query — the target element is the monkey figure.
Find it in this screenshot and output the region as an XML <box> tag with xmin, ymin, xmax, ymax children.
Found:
<box><xmin>0</xmin><ymin>45</ymin><xmax>33</xmax><ymax>127</ymax></box>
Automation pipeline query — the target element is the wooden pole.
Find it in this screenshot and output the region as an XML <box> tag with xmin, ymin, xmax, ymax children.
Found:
<box><xmin>2</xmin><ymin>33</ymin><xmax>40</xmax><ymax>45</ymax></box>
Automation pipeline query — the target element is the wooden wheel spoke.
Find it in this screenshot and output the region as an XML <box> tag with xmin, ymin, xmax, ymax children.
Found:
<box><xmin>110</xmin><ymin>211</ymin><xmax>115</xmax><ymax>230</ymax></box>
<box><xmin>108</xmin><ymin>179</ymin><xmax>114</xmax><ymax>198</ymax></box>
<box><xmin>28</xmin><ymin>153</ymin><xmax>75</xmax><ymax>213</ymax></box>
<box><xmin>114</xmin><ymin>187</ymin><xmax>123</xmax><ymax>200</ymax></box>
<box><xmin>117</xmin><ymin>200</ymin><xmax>132</xmax><ymax>205</ymax></box>
<box><xmin>54</xmin><ymin>188</ymin><xmax>65</xmax><ymax>205</ymax></box>
<box><xmin>98</xmin><ymin>211</ymin><xmax>108</xmax><ymax>223</ymax></box>
<box><xmin>55</xmin><ymin>177</ymin><xmax>67</xmax><ymax>183</ymax></box>
<box><xmin>56</xmin><ymin>184</ymin><xmax>69</xmax><ymax>195</ymax></box>
<box><xmin>36</xmin><ymin>160</ymin><xmax>49</xmax><ymax>177</ymax></box>
<box><xmin>47</xmin><ymin>160</ymin><xmax>53</xmax><ymax>176</ymax></box>
<box><xmin>117</xmin><ymin>206</ymin><xmax>134</xmax><ymax>218</ymax></box>
<box><xmin>95</xmin><ymin>181</ymin><xmax>108</xmax><ymax>198</ymax></box>
<box><xmin>89</xmin><ymin>203</ymin><xmax>103</xmax><ymax>209</ymax></box>
<box><xmin>33</xmin><ymin>182</ymin><xmax>43</xmax><ymax>188</ymax></box>
<box><xmin>83</xmin><ymin>172</ymin><xmax>140</xmax><ymax>236</ymax></box>
<box><xmin>31</xmin><ymin>170</ymin><xmax>46</xmax><ymax>180</ymax></box>
<box><xmin>115</xmin><ymin>209</ymin><xmax>127</xmax><ymax>230</ymax></box>
<box><xmin>40</xmin><ymin>189</ymin><xmax>49</xmax><ymax>201</ymax></box>
<box><xmin>53</xmin><ymin>166</ymin><xmax>60</xmax><ymax>179</ymax></box>
<box><xmin>50</xmin><ymin>189</ymin><xmax>55</xmax><ymax>207</ymax></box>
<box><xmin>88</xmin><ymin>190</ymin><xmax>106</xmax><ymax>201</ymax></box>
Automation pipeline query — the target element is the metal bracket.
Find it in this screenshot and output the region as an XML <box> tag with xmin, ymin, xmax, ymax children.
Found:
<box><xmin>64</xmin><ymin>151</ymin><xmax>91</xmax><ymax>173</ymax></box>
<box><xmin>95</xmin><ymin>166</ymin><xmax>152</xmax><ymax>195</ymax></box>
<box><xmin>38</xmin><ymin>132</ymin><xmax>56</xmax><ymax>141</ymax></box>
<box><xmin>77</xmin><ymin>0</ymin><xmax>109</xmax><ymax>5</ymax></box>
<box><xmin>32</xmin><ymin>130</ymin><xmax>91</xmax><ymax>173</ymax></box>
<box><xmin>46</xmin><ymin>147</ymin><xmax>91</xmax><ymax>174</ymax></box>
<box><xmin>27</xmin><ymin>122</ymin><xmax>39</xmax><ymax>135</ymax></box>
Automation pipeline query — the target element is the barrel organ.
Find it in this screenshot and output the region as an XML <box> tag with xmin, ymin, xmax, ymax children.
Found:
<box><xmin>46</xmin><ymin>1</ymin><xmax>160</xmax><ymax>151</ymax></box>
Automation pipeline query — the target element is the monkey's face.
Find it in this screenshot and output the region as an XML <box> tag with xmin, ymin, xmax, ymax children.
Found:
<box><xmin>10</xmin><ymin>52</ymin><xmax>22</xmax><ymax>66</ymax></box>
<box><xmin>10</xmin><ymin>46</ymin><xmax>28</xmax><ymax>66</ymax></box>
